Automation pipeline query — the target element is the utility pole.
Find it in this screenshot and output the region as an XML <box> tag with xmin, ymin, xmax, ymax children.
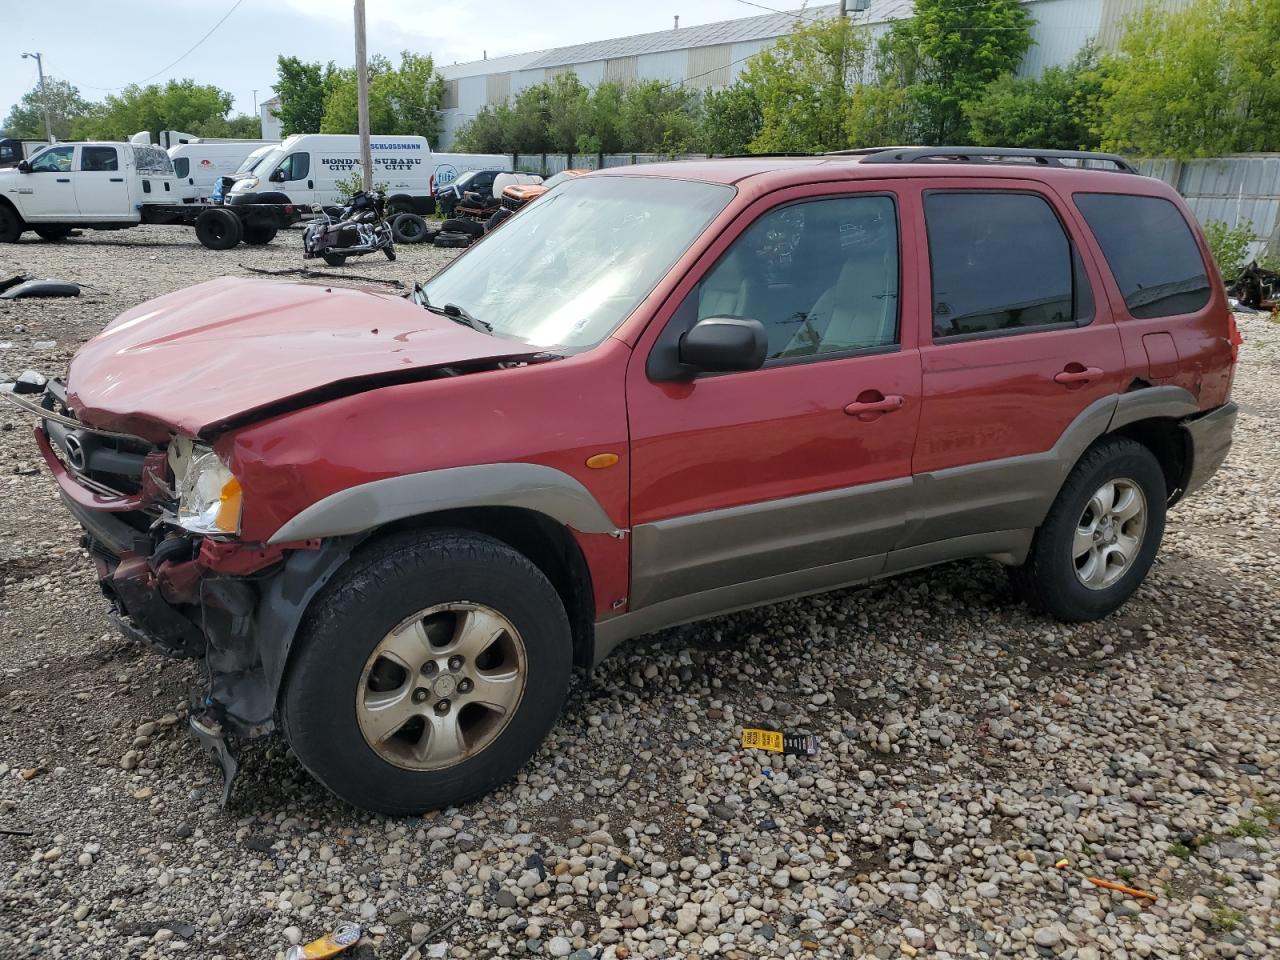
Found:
<box><xmin>21</xmin><ymin>52</ymin><xmax>54</xmax><ymax>143</ymax></box>
<box><xmin>353</xmin><ymin>0</ymin><xmax>373</xmax><ymax>194</ymax></box>
<box><xmin>252</xmin><ymin>89</ymin><xmax>258</xmax><ymax>113</ymax></box>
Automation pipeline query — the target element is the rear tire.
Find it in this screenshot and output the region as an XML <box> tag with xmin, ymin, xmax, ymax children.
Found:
<box><xmin>433</xmin><ymin>231</ymin><xmax>471</xmax><ymax>249</ymax></box>
<box><xmin>1008</xmin><ymin>436</ymin><xmax>1166</xmax><ymax>622</ymax></box>
<box><xmin>195</xmin><ymin>208</ymin><xmax>243</xmax><ymax>250</ymax></box>
<box><xmin>281</xmin><ymin>530</ymin><xmax>572</xmax><ymax>815</ymax></box>
<box><xmin>241</xmin><ymin>221</ymin><xmax>278</xmax><ymax>245</ymax></box>
<box><xmin>0</xmin><ymin>203</ymin><xmax>24</xmax><ymax>243</ymax></box>
<box><xmin>34</xmin><ymin>226</ymin><xmax>72</xmax><ymax>242</ymax></box>
<box><xmin>322</xmin><ymin>252</ymin><xmax>347</xmax><ymax>267</ymax></box>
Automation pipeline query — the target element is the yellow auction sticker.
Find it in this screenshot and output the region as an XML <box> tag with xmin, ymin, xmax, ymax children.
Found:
<box><xmin>741</xmin><ymin>728</ymin><xmax>785</xmax><ymax>752</ymax></box>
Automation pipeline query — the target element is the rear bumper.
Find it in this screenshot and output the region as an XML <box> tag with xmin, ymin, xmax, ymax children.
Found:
<box><xmin>1181</xmin><ymin>401</ymin><xmax>1237</xmax><ymax>498</ymax></box>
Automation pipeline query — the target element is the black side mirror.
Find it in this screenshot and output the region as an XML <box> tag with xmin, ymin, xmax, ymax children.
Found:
<box><xmin>269</xmin><ymin>169</ymin><xmax>285</xmax><ymax>183</ymax></box>
<box><xmin>678</xmin><ymin>316</ymin><xmax>768</xmax><ymax>374</ymax></box>
<box><xmin>17</xmin><ymin>160</ymin><xmax>30</xmax><ymax>173</ymax></box>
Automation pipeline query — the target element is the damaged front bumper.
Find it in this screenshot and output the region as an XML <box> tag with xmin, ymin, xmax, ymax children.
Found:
<box><xmin>7</xmin><ymin>376</ymin><xmax>359</xmax><ymax>801</ymax></box>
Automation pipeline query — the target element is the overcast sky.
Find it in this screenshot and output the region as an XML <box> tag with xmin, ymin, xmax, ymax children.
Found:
<box><xmin>1</xmin><ymin>0</ymin><xmax>787</xmax><ymax>124</ymax></box>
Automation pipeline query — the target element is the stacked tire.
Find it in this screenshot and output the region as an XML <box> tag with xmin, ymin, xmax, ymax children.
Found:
<box><xmin>434</xmin><ymin>217</ymin><xmax>484</xmax><ymax>249</ymax></box>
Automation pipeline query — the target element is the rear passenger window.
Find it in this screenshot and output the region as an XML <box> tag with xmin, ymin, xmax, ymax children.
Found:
<box><xmin>1074</xmin><ymin>193</ymin><xmax>1211</xmax><ymax>319</ymax></box>
<box><xmin>81</xmin><ymin>146</ymin><xmax>118</xmax><ymax>172</ymax></box>
<box><xmin>691</xmin><ymin>195</ymin><xmax>900</xmax><ymax>361</ymax></box>
<box><xmin>925</xmin><ymin>192</ymin><xmax>1082</xmax><ymax>340</ymax></box>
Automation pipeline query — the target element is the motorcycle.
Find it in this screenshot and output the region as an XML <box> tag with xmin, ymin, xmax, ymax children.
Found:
<box><xmin>302</xmin><ymin>190</ymin><xmax>396</xmax><ymax>267</ymax></box>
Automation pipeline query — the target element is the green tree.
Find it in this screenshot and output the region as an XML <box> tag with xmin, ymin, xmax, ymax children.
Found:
<box><xmin>1098</xmin><ymin>0</ymin><xmax>1280</xmax><ymax>157</ymax></box>
<box><xmin>738</xmin><ymin>16</ymin><xmax>869</xmax><ymax>153</ymax></box>
<box><xmin>453</xmin><ymin>103</ymin><xmax>513</xmax><ymax>153</ymax></box>
<box><xmin>964</xmin><ymin>45</ymin><xmax>1105</xmax><ymax>149</ymax></box>
<box><xmin>618</xmin><ymin>81</ymin><xmax>700</xmax><ymax>153</ymax></box>
<box><xmin>544</xmin><ymin>73</ymin><xmax>592</xmax><ymax>152</ymax></box>
<box><xmin>273</xmin><ymin>56</ymin><xmax>336</xmax><ymax>136</ymax></box>
<box><xmin>849</xmin><ymin>0</ymin><xmax>1034</xmax><ymax>145</ymax></box>
<box><xmin>3</xmin><ymin>77</ymin><xmax>99</xmax><ymax>140</ymax></box>
<box><xmin>580</xmin><ymin>81</ymin><xmax>626</xmax><ymax>153</ymax></box>
<box><xmin>319</xmin><ymin>52</ymin><xmax>446</xmax><ymax>139</ymax></box>
<box><xmin>82</xmin><ymin>79</ymin><xmax>236</xmax><ymax>141</ymax></box>
<box><xmin>701</xmin><ymin>81</ymin><xmax>762</xmax><ymax>154</ymax></box>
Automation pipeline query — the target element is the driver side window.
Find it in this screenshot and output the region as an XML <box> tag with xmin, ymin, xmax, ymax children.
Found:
<box><xmin>278</xmin><ymin>152</ymin><xmax>310</xmax><ymax>181</ymax></box>
<box><xmin>29</xmin><ymin>146</ymin><xmax>74</xmax><ymax>173</ymax></box>
<box><xmin>687</xmin><ymin>195</ymin><xmax>900</xmax><ymax>362</ymax></box>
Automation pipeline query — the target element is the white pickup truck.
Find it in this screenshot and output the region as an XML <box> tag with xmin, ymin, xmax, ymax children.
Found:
<box><xmin>0</xmin><ymin>141</ymin><xmax>305</xmax><ymax>249</ymax></box>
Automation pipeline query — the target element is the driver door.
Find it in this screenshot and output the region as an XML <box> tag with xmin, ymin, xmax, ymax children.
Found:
<box><xmin>270</xmin><ymin>151</ymin><xmax>313</xmax><ymax>203</ymax></box>
<box><xmin>18</xmin><ymin>145</ymin><xmax>78</xmax><ymax>220</ymax></box>
<box><xmin>625</xmin><ymin>184</ymin><xmax>923</xmax><ymax>615</ymax></box>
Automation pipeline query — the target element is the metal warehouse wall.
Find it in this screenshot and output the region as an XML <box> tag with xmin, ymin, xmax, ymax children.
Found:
<box><xmin>1137</xmin><ymin>155</ymin><xmax>1280</xmax><ymax>257</ymax></box>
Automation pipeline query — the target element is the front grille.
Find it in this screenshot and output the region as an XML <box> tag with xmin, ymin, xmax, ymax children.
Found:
<box><xmin>501</xmin><ymin>196</ymin><xmax>524</xmax><ymax>212</ymax></box>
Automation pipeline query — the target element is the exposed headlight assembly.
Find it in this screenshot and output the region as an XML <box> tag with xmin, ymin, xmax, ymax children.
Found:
<box><xmin>170</xmin><ymin>439</ymin><xmax>242</xmax><ymax>536</ymax></box>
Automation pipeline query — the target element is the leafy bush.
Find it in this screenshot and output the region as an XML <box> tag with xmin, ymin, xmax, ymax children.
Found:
<box><xmin>334</xmin><ymin>168</ymin><xmax>389</xmax><ymax>203</ymax></box>
<box><xmin>1202</xmin><ymin>219</ymin><xmax>1254</xmax><ymax>280</ymax></box>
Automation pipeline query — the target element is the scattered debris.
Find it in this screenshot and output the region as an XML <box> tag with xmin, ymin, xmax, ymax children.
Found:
<box><xmin>284</xmin><ymin>922</ymin><xmax>362</xmax><ymax>960</ymax></box>
<box><xmin>0</xmin><ymin>279</ymin><xmax>81</xmax><ymax>300</ymax></box>
<box><xmin>1086</xmin><ymin>876</ymin><xmax>1159</xmax><ymax>901</ymax></box>
<box><xmin>741</xmin><ymin>728</ymin><xmax>820</xmax><ymax>755</ymax></box>
<box><xmin>0</xmin><ymin>826</ymin><xmax>35</xmax><ymax>837</ymax></box>
<box><xmin>1227</xmin><ymin>261</ymin><xmax>1280</xmax><ymax>310</ymax></box>
<box><xmin>0</xmin><ymin>274</ymin><xmax>25</xmax><ymax>293</ymax></box>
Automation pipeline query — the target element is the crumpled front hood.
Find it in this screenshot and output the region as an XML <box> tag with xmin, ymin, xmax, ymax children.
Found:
<box><xmin>67</xmin><ymin>276</ymin><xmax>543</xmax><ymax>442</ymax></box>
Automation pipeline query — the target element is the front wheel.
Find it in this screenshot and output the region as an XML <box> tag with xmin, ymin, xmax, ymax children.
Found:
<box><xmin>281</xmin><ymin>531</ymin><xmax>572</xmax><ymax>814</ymax></box>
<box><xmin>1008</xmin><ymin>436</ymin><xmax>1166</xmax><ymax>622</ymax></box>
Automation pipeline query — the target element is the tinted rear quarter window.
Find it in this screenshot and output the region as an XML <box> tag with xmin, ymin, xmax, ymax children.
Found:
<box><xmin>924</xmin><ymin>191</ymin><xmax>1078</xmax><ymax>339</ymax></box>
<box><xmin>1074</xmin><ymin>193</ymin><xmax>1211</xmax><ymax>319</ymax></box>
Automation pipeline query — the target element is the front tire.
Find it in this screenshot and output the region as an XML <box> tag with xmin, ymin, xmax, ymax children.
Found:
<box><xmin>281</xmin><ymin>530</ymin><xmax>572</xmax><ymax>815</ymax></box>
<box><xmin>1009</xmin><ymin>436</ymin><xmax>1166</xmax><ymax>622</ymax></box>
<box><xmin>34</xmin><ymin>226</ymin><xmax>72</xmax><ymax>242</ymax></box>
<box><xmin>0</xmin><ymin>203</ymin><xmax>24</xmax><ymax>243</ymax></box>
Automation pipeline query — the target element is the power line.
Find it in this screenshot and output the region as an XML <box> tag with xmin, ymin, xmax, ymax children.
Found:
<box><xmin>75</xmin><ymin>0</ymin><xmax>248</xmax><ymax>92</ymax></box>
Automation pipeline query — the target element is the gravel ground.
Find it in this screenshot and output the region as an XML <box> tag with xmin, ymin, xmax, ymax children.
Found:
<box><xmin>1</xmin><ymin>225</ymin><xmax>1278</xmax><ymax>960</ymax></box>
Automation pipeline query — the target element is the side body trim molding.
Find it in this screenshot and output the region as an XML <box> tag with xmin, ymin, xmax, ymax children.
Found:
<box><xmin>269</xmin><ymin>462</ymin><xmax>621</xmax><ymax>543</ymax></box>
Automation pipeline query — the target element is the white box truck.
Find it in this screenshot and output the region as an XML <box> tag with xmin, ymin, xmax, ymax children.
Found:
<box><xmin>225</xmin><ymin>134</ymin><xmax>509</xmax><ymax>214</ymax></box>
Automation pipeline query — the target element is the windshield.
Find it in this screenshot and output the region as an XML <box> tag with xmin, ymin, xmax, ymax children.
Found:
<box><xmin>253</xmin><ymin>147</ymin><xmax>287</xmax><ymax>179</ymax></box>
<box><xmin>542</xmin><ymin>171</ymin><xmax>574</xmax><ymax>190</ymax></box>
<box><xmin>422</xmin><ymin>176</ymin><xmax>734</xmax><ymax>350</ymax></box>
<box><xmin>237</xmin><ymin>148</ymin><xmax>273</xmax><ymax>174</ymax></box>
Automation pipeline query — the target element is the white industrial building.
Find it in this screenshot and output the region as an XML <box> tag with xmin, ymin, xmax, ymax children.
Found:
<box><xmin>437</xmin><ymin>0</ymin><xmax>1187</xmax><ymax>148</ymax></box>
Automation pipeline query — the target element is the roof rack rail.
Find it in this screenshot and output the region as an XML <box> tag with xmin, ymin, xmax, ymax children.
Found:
<box><xmin>841</xmin><ymin>146</ymin><xmax>1139</xmax><ymax>174</ymax></box>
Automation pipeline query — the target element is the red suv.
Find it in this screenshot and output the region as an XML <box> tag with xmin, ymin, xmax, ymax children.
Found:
<box><xmin>8</xmin><ymin>147</ymin><xmax>1239</xmax><ymax>814</ymax></box>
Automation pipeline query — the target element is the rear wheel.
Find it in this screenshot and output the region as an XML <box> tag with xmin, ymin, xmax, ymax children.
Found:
<box><xmin>195</xmin><ymin>208</ymin><xmax>243</xmax><ymax>250</ymax></box>
<box><xmin>34</xmin><ymin>226</ymin><xmax>72</xmax><ymax>242</ymax></box>
<box><xmin>241</xmin><ymin>220</ymin><xmax>278</xmax><ymax>245</ymax></box>
<box><xmin>0</xmin><ymin>203</ymin><xmax>23</xmax><ymax>243</ymax></box>
<box><xmin>1008</xmin><ymin>437</ymin><xmax>1166</xmax><ymax>621</ymax></box>
<box><xmin>281</xmin><ymin>531</ymin><xmax>572</xmax><ymax>815</ymax></box>
<box><xmin>322</xmin><ymin>252</ymin><xmax>347</xmax><ymax>267</ymax></box>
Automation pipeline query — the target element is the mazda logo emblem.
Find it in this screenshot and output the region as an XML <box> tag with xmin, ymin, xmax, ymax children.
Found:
<box><xmin>63</xmin><ymin>433</ymin><xmax>85</xmax><ymax>470</ymax></box>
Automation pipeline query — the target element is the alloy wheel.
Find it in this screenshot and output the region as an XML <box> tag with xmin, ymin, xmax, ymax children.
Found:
<box><xmin>1073</xmin><ymin>478</ymin><xmax>1147</xmax><ymax>590</ymax></box>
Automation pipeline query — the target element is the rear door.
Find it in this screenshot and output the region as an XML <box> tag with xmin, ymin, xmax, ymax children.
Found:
<box><xmin>75</xmin><ymin>145</ymin><xmax>129</xmax><ymax>217</ymax></box>
<box><xmin>17</xmin><ymin>145</ymin><xmax>77</xmax><ymax>219</ymax></box>
<box><xmin>902</xmin><ymin>178</ymin><xmax>1124</xmax><ymax>550</ymax></box>
<box><xmin>626</xmin><ymin>182</ymin><xmax>922</xmax><ymax>615</ymax></box>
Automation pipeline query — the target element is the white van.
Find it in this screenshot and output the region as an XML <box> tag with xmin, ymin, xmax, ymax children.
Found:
<box><xmin>225</xmin><ymin>134</ymin><xmax>509</xmax><ymax>212</ymax></box>
<box><xmin>170</xmin><ymin>141</ymin><xmax>276</xmax><ymax>200</ymax></box>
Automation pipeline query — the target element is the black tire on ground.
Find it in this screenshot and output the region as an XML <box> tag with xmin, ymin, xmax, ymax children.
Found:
<box><xmin>442</xmin><ymin>217</ymin><xmax>485</xmax><ymax>238</ymax></box>
<box><xmin>241</xmin><ymin>220</ymin><xmax>278</xmax><ymax>245</ymax></box>
<box><xmin>194</xmin><ymin>208</ymin><xmax>244</xmax><ymax>250</ymax></box>
<box><xmin>484</xmin><ymin>208</ymin><xmax>514</xmax><ymax>233</ymax></box>
<box><xmin>386</xmin><ymin>193</ymin><xmax>413</xmax><ymax>216</ymax></box>
<box><xmin>1007</xmin><ymin>436</ymin><xmax>1167</xmax><ymax>622</ymax></box>
<box><xmin>0</xmin><ymin>203</ymin><xmax>23</xmax><ymax>243</ymax></box>
<box><xmin>281</xmin><ymin>530</ymin><xmax>572</xmax><ymax>815</ymax></box>
<box><xmin>391</xmin><ymin>213</ymin><xmax>429</xmax><ymax>244</ymax></box>
<box><xmin>433</xmin><ymin>231</ymin><xmax>472</xmax><ymax>249</ymax></box>
<box><xmin>322</xmin><ymin>252</ymin><xmax>348</xmax><ymax>267</ymax></box>
<box><xmin>34</xmin><ymin>226</ymin><xmax>73</xmax><ymax>242</ymax></box>
<box><xmin>383</xmin><ymin>244</ymin><xmax>397</xmax><ymax>261</ymax></box>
